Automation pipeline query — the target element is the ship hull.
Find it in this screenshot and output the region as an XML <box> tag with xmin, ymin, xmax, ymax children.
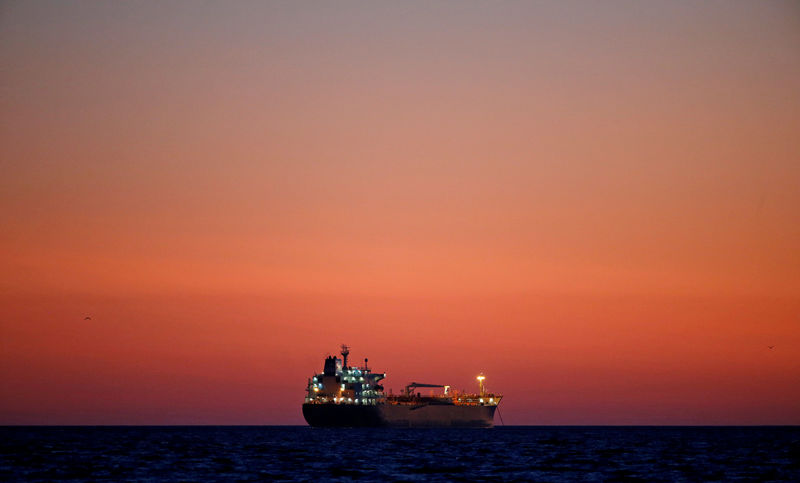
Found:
<box><xmin>302</xmin><ymin>403</ymin><xmax>496</xmax><ymax>428</ymax></box>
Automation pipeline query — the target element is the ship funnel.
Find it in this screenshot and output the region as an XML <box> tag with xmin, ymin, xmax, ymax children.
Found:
<box><xmin>323</xmin><ymin>356</ymin><xmax>338</xmax><ymax>376</ymax></box>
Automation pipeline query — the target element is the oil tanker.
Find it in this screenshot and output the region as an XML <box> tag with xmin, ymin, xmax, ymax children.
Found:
<box><xmin>302</xmin><ymin>345</ymin><xmax>501</xmax><ymax>427</ymax></box>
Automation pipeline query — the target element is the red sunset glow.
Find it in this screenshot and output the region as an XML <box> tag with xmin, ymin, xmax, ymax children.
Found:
<box><xmin>1</xmin><ymin>1</ymin><xmax>798</xmax><ymax>425</ymax></box>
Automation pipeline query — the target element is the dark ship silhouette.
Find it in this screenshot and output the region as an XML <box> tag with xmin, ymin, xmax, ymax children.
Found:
<box><xmin>303</xmin><ymin>345</ymin><xmax>501</xmax><ymax>427</ymax></box>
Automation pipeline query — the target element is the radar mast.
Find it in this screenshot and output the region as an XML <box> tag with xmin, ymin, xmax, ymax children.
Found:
<box><xmin>340</xmin><ymin>344</ymin><xmax>350</xmax><ymax>369</ymax></box>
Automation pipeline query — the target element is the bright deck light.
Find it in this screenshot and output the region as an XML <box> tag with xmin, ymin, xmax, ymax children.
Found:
<box><xmin>477</xmin><ymin>374</ymin><xmax>486</xmax><ymax>396</ymax></box>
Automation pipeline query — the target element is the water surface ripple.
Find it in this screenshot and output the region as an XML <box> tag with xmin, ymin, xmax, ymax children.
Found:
<box><xmin>1</xmin><ymin>426</ymin><xmax>798</xmax><ymax>481</ymax></box>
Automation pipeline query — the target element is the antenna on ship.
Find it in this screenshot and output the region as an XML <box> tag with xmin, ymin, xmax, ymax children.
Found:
<box><xmin>340</xmin><ymin>344</ymin><xmax>350</xmax><ymax>369</ymax></box>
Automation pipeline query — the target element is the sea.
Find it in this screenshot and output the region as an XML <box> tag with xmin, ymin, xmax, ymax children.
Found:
<box><xmin>2</xmin><ymin>426</ymin><xmax>799</xmax><ymax>481</ymax></box>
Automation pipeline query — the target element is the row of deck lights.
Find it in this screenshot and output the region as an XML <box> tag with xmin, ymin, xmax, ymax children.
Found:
<box><xmin>310</xmin><ymin>374</ymin><xmax>493</xmax><ymax>403</ymax></box>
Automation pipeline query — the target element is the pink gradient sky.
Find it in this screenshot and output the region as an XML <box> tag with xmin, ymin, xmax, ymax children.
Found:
<box><xmin>1</xmin><ymin>1</ymin><xmax>799</xmax><ymax>424</ymax></box>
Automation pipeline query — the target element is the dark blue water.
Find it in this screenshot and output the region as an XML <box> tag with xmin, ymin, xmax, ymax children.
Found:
<box><xmin>2</xmin><ymin>426</ymin><xmax>799</xmax><ymax>481</ymax></box>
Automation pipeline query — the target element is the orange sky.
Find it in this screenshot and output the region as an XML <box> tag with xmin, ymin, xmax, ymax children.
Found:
<box><xmin>1</xmin><ymin>1</ymin><xmax>799</xmax><ymax>424</ymax></box>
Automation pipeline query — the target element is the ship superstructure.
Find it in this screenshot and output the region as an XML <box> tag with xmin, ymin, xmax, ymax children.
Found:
<box><xmin>303</xmin><ymin>345</ymin><xmax>502</xmax><ymax>427</ymax></box>
<box><xmin>305</xmin><ymin>345</ymin><xmax>386</xmax><ymax>406</ymax></box>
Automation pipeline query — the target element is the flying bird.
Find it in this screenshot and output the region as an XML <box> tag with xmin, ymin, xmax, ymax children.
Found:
<box><xmin>768</xmin><ymin>346</ymin><xmax>775</xmax><ymax>350</ymax></box>
<box><xmin>84</xmin><ymin>316</ymin><xmax>92</xmax><ymax>320</ymax></box>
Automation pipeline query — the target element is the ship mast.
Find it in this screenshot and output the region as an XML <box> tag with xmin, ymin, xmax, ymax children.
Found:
<box><xmin>477</xmin><ymin>374</ymin><xmax>486</xmax><ymax>396</ymax></box>
<box><xmin>340</xmin><ymin>344</ymin><xmax>350</xmax><ymax>369</ymax></box>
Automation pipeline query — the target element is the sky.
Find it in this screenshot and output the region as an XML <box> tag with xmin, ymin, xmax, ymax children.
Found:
<box><xmin>1</xmin><ymin>0</ymin><xmax>799</xmax><ymax>425</ymax></box>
